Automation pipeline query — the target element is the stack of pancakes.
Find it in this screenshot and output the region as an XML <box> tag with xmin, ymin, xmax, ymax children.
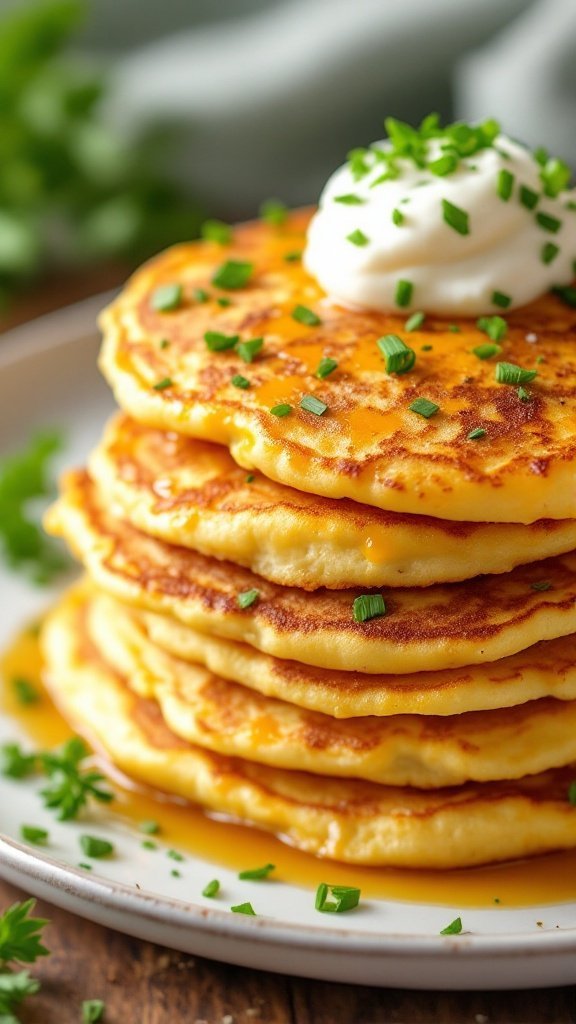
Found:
<box><xmin>43</xmin><ymin>211</ymin><xmax>576</xmax><ymax>868</ymax></box>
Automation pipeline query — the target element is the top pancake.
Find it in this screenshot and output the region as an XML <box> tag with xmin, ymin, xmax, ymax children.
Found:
<box><xmin>100</xmin><ymin>210</ymin><xmax>576</xmax><ymax>524</ymax></box>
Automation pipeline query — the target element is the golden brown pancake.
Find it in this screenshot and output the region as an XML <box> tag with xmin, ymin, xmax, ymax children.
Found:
<box><xmin>89</xmin><ymin>585</ymin><xmax>576</xmax><ymax>788</ymax></box>
<box><xmin>89</xmin><ymin>414</ymin><xmax>576</xmax><ymax>589</ymax></box>
<box><xmin>46</xmin><ymin>469</ymin><xmax>576</xmax><ymax>675</ymax></box>
<box><xmin>42</xmin><ymin>585</ymin><xmax>576</xmax><ymax>868</ymax></box>
<box><xmin>99</xmin><ymin>210</ymin><xmax>576</xmax><ymax>524</ymax></box>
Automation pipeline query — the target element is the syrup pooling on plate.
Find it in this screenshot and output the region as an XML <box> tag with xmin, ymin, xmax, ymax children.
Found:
<box><xmin>5</xmin><ymin>622</ymin><xmax>576</xmax><ymax>907</ymax></box>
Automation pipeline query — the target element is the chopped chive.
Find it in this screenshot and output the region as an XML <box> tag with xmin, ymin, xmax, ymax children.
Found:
<box><xmin>12</xmin><ymin>677</ymin><xmax>39</xmax><ymax>705</ymax></box>
<box><xmin>491</xmin><ymin>290</ymin><xmax>511</xmax><ymax>309</ymax></box>
<box><xmin>82</xmin><ymin>999</ymin><xmax>105</xmax><ymax>1023</ymax></box>
<box><xmin>270</xmin><ymin>403</ymin><xmax>292</xmax><ymax>417</ymax></box>
<box><xmin>315</xmin><ymin>357</ymin><xmax>338</xmax><ymax>379</ymax></box>
<box><xmin>495</xmin><ymin>362</ymin><xmax>538</xmax><ymax>385</ymax></box>
<box><xmin>395</xmin><ymin>279</ymin><xmax>413</xmax><ymax>308</ymax></box>
<box><xmin>237</xmin><ymin>337</ymin><xmax>264</xmax><ymax>363</ymax></box>
<box><xmin>204</xmin><ymin>331</ymin><xmax>239</xmax><ymax>352</ymax></box>
<box><xmin>193</xmin><ymin>288</ymin><xmax>209</xmax><ymax>303</ymax></box>
<box><xmin>519</xmin><ymin>185</ymin><xmax>539</xmax><ymax>210</ymax></box>
<box><xmin>231</xmin><ymin>902</ymin><xmax>256</xmax><ymax>915</ymax></box>
<box><xmin>292</xmin><ymin>305</ymin><xmax>321</xmax><ymax>326</ymax></box>
<box><xmin>20</xmin><ymin>825</ymin><xmax>48</xmax><ymax>844</ymax></box>
<box><xmin>409</xmin><ymin>397</ymin><xmax>440</xmax><ymax>418</ymax></box>
<box><xmin>552</xmin><ymin>285</ymin><xmax>576</xmax><ymax>307</ymax></box>
<box><xmin>497</xmin><ymin>169</ymin><xmax>515</xmax><ymax>201</ymax></box>
<box><xmin>472</xmin><ymin>343</ymin><xmax>502</xmax><ymax>360</ymax></box>
<box><xmin>536</xmin><ymin>211</ymin><xmax>561</xmax><ymax>234</ymax></box>
<box><xmin>203</xmin><ymin>879</ymin><xmax>221</xmax><ymax>897</ymax></box>
<box><xmin>284</xmin><ymin>250</ymin><xmax>302</xmax><ymax>263</ymax></box>
<box><xmin>141</xmin><ymin>840</ymin><xmax>157</xmax><ymax>851</ymax></box>
<box><xmin>315</xmin><ymin>883</ymin><xmax>361</xmax><ymax>913</ymax></box>
<box><xmin>531</xmin><ymin>580</ymin><xmax>552</xmax><ymax>592</ymax></box>
<box><xmin>159</xmin><ymin>338</ymin><xmax>171</xmax><ymax>350</ymax></box>
<box><xmin>212</xmin><ymin>260</ymin><xmax>253</xmax><ymax>290</ymax></box>
<box><xmin>246</xmin><ymin>474</ymin><xmax>255</xmax><ymax>483</ymax></box>
<box><xmin>517</xmin><ymin>385</ymin><xmax>531</xmax><ymax>402</ymax></box>
<box><xmin>300</xmin><ymin>394</ymin><xmax>328</xmax><ymax>416</ymax></box>
<box><xmin>346</xmin><ymin>229</ymin><xmax>369</xmax><ymax>246</ymax></box>
<box><xmin>541</xmin><ymin>242</ymin><xmax>559</xmax><ymax>264</ymax></box>
<box><xmin>568</xmin><ymin>781</ymin><xmax>576</xmax><ymax>806</ymax></box>
<box><xmin>150</xmin><ymin>283</ymin><xmax>183</xmax><ymax>312</ymax></box>
<box><xmin>231</xmin><ymin>374</ymin><xmax>250</xmax><ymax>389</ymax></box>
<box><xmin>171</xmin><ymin>869</ymin><xmax>181</xmax><ymax>878</ymax></box>
<box><xmin>238</xmin><ymin>589</ymin><xmax>260</xmax><ymax>609</ymax></box>
<box><xmin>153</xmin><ymin>377</ymin><xmax>173</xmax><ymax>391</ymax></box>
<box><xmin>448</xmin><ymin>324</ymin><xmax>461</xmax><ymax>333</ymax></box>
<box><xmin>429</xmin><ymin>153</ymin><xmax>458</xmax><ymax>177</ymax></box>
<box><xmin>353</xmin><ymin>594</ymin><xmax>386</xmax><ymax>623</ymax></box>
<box><xmin>477</xmin><ymin>315</ymin><xmax>508</xmax><ymax>342</ymax></box>
<box><xmin>78</xmin><ymin>863</ymin><xmax>92</xmax><ymax>871</ymax></box>
<box><xmin>139</xmin><ymin>820</ymin><xmax>160</xmax><ymax>834</ymax></box>
<box><xmin>167</xmin><ymin>849</ymin><xmax>184</xmax><ymax>862</ymax></box>
<box><xmin>421</xmin><ymin>344</ymin><xmax>433</xmax><ymax>351</ymax></box>
<box><xmin>540</xmin><ymin>158</ymin><xmax>571</xmax><ymax>198</ymax></box>
<box><xmin>440</xmin><ymin>916</ymin><xmax>463</xmax><ymax>935</ymax></box>
<box><xmin>468</xmin><ymin>427</ymin><xmax>486</xmax><ymax>440</ymax></box>
<box><xmin>441</xmin><ymin>199</ymin><xmax>469</xmax><ymax>235</ymax></box>
<box><xmin>217</xmin><ymin>297</ymin><xmax>232</xmax><ymax>308</ymax></box>
<box><xmin>201</xmin><ymin>219</ymin><xmax>232</xmax><ymax>245</ymax></box>
<box><xmin>238</xmin><ymin>863</ymin><xmax>275</xmax><ymax>880</ymax></box>
<box><xmin>404</xmin><ymin>311</ymin><xmax>425</xmax><ymax>332</ymax></box>
<box><xmin>536</xmin><ymin>355</ymin><xmax>546</xmax><ymax>364</ymax></box>
<box><xmin>392</xmin><ymin>208</ymin><xmax>405</xmax><ymax>226</ymax></box>
<box><xmin>334</xmin><ymin>193</ymin><xmax>365</xmax><ymax>205</ymax></box>
<box><xmin>80</xmin><ymin>835</ymin><xmax>114</xmax><ymax>859</ymax></box>
<box><xmin>260</xmin><ymin>198</ymin><xmax>287</xmax><ymax>226</ymax></box>
<box><xmin>534</xmin><ymin>147</ymin><xmax>549</xmax><ymax>167</ymax></box>
<box><xmin>377</xmin><ymin>334</ymin><xmax>416</xmax><ymax>375</ymax></box>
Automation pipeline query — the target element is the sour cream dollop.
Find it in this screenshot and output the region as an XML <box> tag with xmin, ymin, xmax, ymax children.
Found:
<box><xmin>304</xmin><ymin>133</ymin><xmax>576</xmax><ymax>316</ymax></box>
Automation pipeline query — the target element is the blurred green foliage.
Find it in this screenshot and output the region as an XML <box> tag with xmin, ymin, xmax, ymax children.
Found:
<box><xmin>0</xmin><ymin>0</ymin><xmax>204</xmax><ymax>305</ymax></box>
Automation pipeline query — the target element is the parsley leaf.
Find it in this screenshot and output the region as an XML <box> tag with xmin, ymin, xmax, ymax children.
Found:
<box><xmin>39</xmin><ymin>738</ymin><xmax>113</xmax><ymax>821</ymax></box>
<box><xmin>0</xmin><ymin>900</ymin><xmax>49</xmax><ymax>965</ymax></box>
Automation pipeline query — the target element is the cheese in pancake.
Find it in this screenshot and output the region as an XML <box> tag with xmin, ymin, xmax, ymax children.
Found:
<box><xmin>42</xmin><ymin>585</ymin><xmax>576</xmax><ymax>868</ymax></box>
<box><xmin>141</xmin><ymin>604</ymin><xmax>576</xmax><ymax>719</ymax></box>
<box><xmin>89</xmin><ymin>414</ymin><xmax>576</xmax><ymax>589</ymax></box>
<box><xmin>88</xmin><ymin>586</ymin><xmax>576</xmax><ymax>788</ymax></box>
<box><xmin>46</xmin><ymin>469</ymin><xmax>576</xmax><ymax>675</ymax></box>
<box><xmin>99</xmin><ymin>210</ymin><xmax>576</xmax><ymax>524</ymax></box>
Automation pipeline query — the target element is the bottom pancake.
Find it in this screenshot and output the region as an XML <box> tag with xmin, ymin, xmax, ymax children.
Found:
<box><xmin>42</xmin><ymin>585</ymin><xmax>576</xmax><ymax>868</ymax></box>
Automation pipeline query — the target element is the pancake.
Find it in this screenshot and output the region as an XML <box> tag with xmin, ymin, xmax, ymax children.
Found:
<box><xmin>99</xmin><ymin>210</ymin><xmax>576</xmax><ymax>524</ymax></box>
<box><xmin>89</xmin><ymin>586</ymin><xmax>576</xmax><ymax>788</ymax></box>
<box><xmin>42</xmin><ymin>585</ymin><xmax>576</xmax><ymax>868</ymax></box>
<box><xmin>89</xmin><ymin>414</ymin><xmax>576</xmax><ymax>589</ymax></box>
<box><xmin>46</xmin><ymin>469</ymin><xmax>576</xmax><ymax>675</ymax></box>
<box><xmin>141</xmin><ymin>604</ymin><xmax>576</xmax><ymax>719</ymax></box>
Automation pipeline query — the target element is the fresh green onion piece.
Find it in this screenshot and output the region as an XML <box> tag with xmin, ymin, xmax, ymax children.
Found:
<box><xmin>260</xmin><ymin>198</ymin><xmax>287</xmax><ymax>226</ymax></box>
<box><xmin>315</xmin><ymin>357</ymin><xmax>338</xmax><ymax>379</ymax></box>
<box><xmin>404</xmin><ymin>311</ymin><xmax>425</xmax><ymax>332</ymax></box>
<box><xmin>491</xmin><ymin>290</ymin><xmax>511</xmax><ymax>309</ymax></box>
<box><xmin>153</xmin><ymin>377</ymin><xmax>173</xmax><ymax>391</ymax></box>
<box><xmin>394</xmin><ymin>279</ymin><xmax>413</xmax><ymax>307</ymax></box>
<box><xmin>168</xmin><ymin>849</ymin><xmax>184</xmax><ymax>862</ymax></box>
<box><xmin>231</xmin><ymin>374</ymin><xmax>250</xmax><ymax>389</ymax></box>
<box><xmin>519</xmin><ymin>186</ymin><xmax>539</xmax><ymax>210</ymax></box>
<box><xmin>217</xmin><ymin>297</ymin><xmax>232</xmax><ymax>308</ymax></box>
<box><xmin>352</xmin><ymin>594</ymin><xmax>386</xmax><ymax>623</ymax></box>
<box><xmin>541</xmin><ymin>242</ymin><xmax>559</xmax><ymax>264</ymax></box>
<box><xmin>315</xmin><ymin>883</ymin><xmax>361</xmax><ymax>913</ymax></box>
<box><xmin>392</xmin><ymin>208</ymin><xmax>404</xmax><ymax>226</ymax></box>
<box><xmin>409</xmin><ymin>397</ymin><xmax>440</xmax><ymax>418</ymax></box>
<box><xmin>20</xmin><ymin>825</ymin><xmax>48</xmax><ymax>844</ymax></box>
<box><xmin>212</xmin><ymin>260</ymin><xmax>254</xmax><ymax>290</ymax></box>
<box><xmin>159</xmin><ymin>338</ymin><xmax>170</xmax><ymax>350</ymax></box>
<box><xmin>421</xmin><ymin>344</ymin><xmax>433</xmax><ymax>351</ymax></box>
<box><xmin>238</xmin><ymin>589</ymin><xmax>260</xmax><ymax>609</ymax></box>
<box><xmin>201</xmin><ymin>219</ymin><xmax>232</xmax><ymax>245</ymax></box>
<box><xmin>270</xmin><ymin>403</ymin><xmax>292</xmax><ymax>417</ymax></box>
<box><xmin>536</xmin><ymin>211</ymin><xmax>561</xmax><ymax>234</ymax></box>
<box><xmin>238</xmin><ymin>863</ymin><xmax>275</xmax><ymax>880</ymax></box>
<box><xmin>552</xmin><ymin>285</ymin><xmax>576</xmax><ymax>308</ymax></box>
<box><xmin>237</xmin><ymin>337</ymin><xmax>264</xmax><ymax>363</ymax></box>
<box><xmin>535</xmin><ymin>147</ymin><xmax>549</xmax><ymax>167</ymax></box>
<box><xmin>497</xmin><ymin>169</ymin><xmax>515</xmax><ymax>201</ymax></box>
<box><xmin>300</xmin><ymin>395</ymin><xmax>328</xmax><ymax>416</ymax></box>
<box><xmin>204</xmin><ymin>331</ymin><xmax>239</xmax><ymax>352</ymax></box>
<box><xmin>428</xmin><ymin>153</ymin><xmax>458</xmax><ymax>177</ymax></box>
<box><xmin>540</xmin><ymin>157</ymin><xmax>571</xmax><ymax>198</ymax></box>
<box><xmin>150</xmin><ymin>283</ymin><xmax>183</xmax><ymax>312</ymax></box>
<box><xmin>80</xmin><ymin>835</ymin><xmax>114</xmax><ymax>859</ymax></box>
<box><xmin>82</xmin><ymin>999</ymin><xmax>106</xmax><ymax>1023</ymax></box>
<box><xmin>292</xmin><ymin>304</ymin><xmax>321</xmax><ymax>326</ymax></box>
<box><xmin>531</xmin><ymin>580</ymin><xmax>552</xmax><ymax>591</ymax></box>
<box><xmin>440</xmin><ymin>916</ymin><xmax>463</xmax><ymax>935</ymax></box>
<box><xmin>334</xmin><ymin>193</ymin><xmax>365</xmax><ymax>205</ymax></box>
<box><xmin>476</xmin><ymin>316</ymin><xmax>508</xmax><ymax>341</ymax></box>
<box><xmin>139</xmin><ymin>820</ymin><xmax>160</xmax><ymax>835</ymax></box>
<box><xmin>346</xmin><ymin>228</ymin><xmax>369</xmax><ymax>246</ymax></box>
<box><xmin>441</xmin><ymin>199</ymin><xmax>469</xmax><ymax>235</ymax></box>
<box><xmin>377</xmin><ymin>334</ymin><xmax>416</xmax><ymax>375</ymax></box>
<box><xmin>495</xmin><ymin>362</ymin><xmax>538</xmax><ymax>385</ymax></box>
<box><xmin>246</xmin><ymin>474</ymin><xmax>255</xmax><ymax>483</ymax></box>
<box><xmin>448</xmin><ymin>324</ymin><xmax>461</xmax><ymax>333</ymax></box>
<box><xmin>141</xmin><ymin>840</ymin><xmax>157</xmax><ymax>851</ymax></box>
<box><xmin>12</xmin><ymin>677</ymin><xmax>39</xmax><ymax>705</ymax></box>
<box><xmin>171</xmin><ymin>869</ymin><xmax>181</xmax><ymax>878</ymax></box>
<box><xmin>284</xmin><ymin>251</ymin><xmax>302</xmax><ymax>263</ymax></box>
<box><xmin>517</xmin><ymin>385</ymin><xmax>531</xmax><ymax>402</ymax></box>
<box><xmin>472</xmin><ymin>343</ymin><xmax>502</xmax><ymax>360</ymax></box>
<box><xmin>193</xmin><ymin>287</ymin><xmax>209</xmax><ymax>303</ymax></box>
<box><xmin>78</xmin><ymin>863</ymin><xmax>92</xmax><ymax>871</ymax></box>
<box><xmin>568</xmin><ymin>781</ymin><xmax>576</xmax><ymax>806</ymax></box>
<box><xmin>468</xmin><ymin>428</ymin><xmax>486</xmax><ymax>440</ymax></box>
<box><xmin>203</xmin><ymin>879</ymin><xmax>220</xmax><ymax>898</ymax></box>
<box><xmin>231</xmin><ymin>902</ymin><xmax>256</xmax><ymax>915</ymax></box>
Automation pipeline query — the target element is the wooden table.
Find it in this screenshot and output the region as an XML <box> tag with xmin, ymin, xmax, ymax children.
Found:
<box><xmin>1</xmin><ymin>275</ymin><xmax>573</xmax><ymax>1023</ymax></box>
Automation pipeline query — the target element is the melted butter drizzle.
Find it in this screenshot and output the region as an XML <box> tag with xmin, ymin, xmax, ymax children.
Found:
<box><xmin>3</xmin><ymin>622</ymin><xmax>576</xmax><ymax>909</ymax></box>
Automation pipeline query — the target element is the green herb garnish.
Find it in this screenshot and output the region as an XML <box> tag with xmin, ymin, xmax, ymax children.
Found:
<box><xmin>283</xmin><ymin>251</ymin><xmax>302</xmax><ymax>262</ymax></box>
<box><xmin>141</xmin><ymin>840</ymin><xmax>157</xmax><ymax>851</ymax></box>
<box><xmin>82</xmin><ymin>999</ymin><xmax>106</xmax><ymax>1023</ymax></box>
<box><xmin>202</xmin><ymin>879</ymin><xmax>220</xmax><ymax>898</ymax></box>
<box><xmin>168</xmin><ymin>849</ymin><xmax>184</xmax><ymax>862</ymax></box>
<box><xmin>217</xmin><ymin>296</ymin><xmax>232</xmax><ymax>308</ymax></box>
<box><xmin>468</xmin><ymin>428</ymin><xmax>486</xmax><ymax>440</ymax></box>
<box><xmin>12</xmin><ymin>678</ymin><xmax>39</xmax><ymax>706</ymax></box>
<box><xmin>495</xmin><ymin>362</ymin><xmax>538</xmax><ymax>385</ymax></box>
<box><xmin>441</xmin><ymin>199</ymin><xmax>469</xmax><ymax>235</ymax></box>
<box><xmin>517</xmin><ymin>385</ymin><xmax>531</xmax><ymax>402</ymax></box>
<box><xmin>392</xmin><ymin>208</ymin><xmax>405</xmax><ymax>226</ymax></box>
<box><xmin>315</xmin><ymin>884</ymin><xmax>361</xmax><ymax>914</ymax></box>
<box><xmin>519</xmin><ymin>185</ymin><xmax>539</xmax><ymax>210</ymax></box>
<box><xmin>150</xmin><ymin>283</ymin><xmax>183</xmax><ymax>312</ymax></box>
<box><xmin>193</xmin><ymin>288</ymin><xmax>209</xmax><ymax>303</ymax></box>
<box><xmin>238</xmin><ymin>589</ymin><xmax>260</xmax><ymax>609</ymax></box>
<box><xmin>231</xmin><ymin>903</ymin><xmax>256</xmax><ymax>916</ymax></box>
<box><xmin>139</xmin><ymin>820</ymin><xmax>160</xmax><ymax>835</ymax></box>
<box><xmin>0</xmin><ymin>898</ymin><xmax>49</xmax><ymax>1022</ymax></box>
<box><xmin>352</xmin><ymin>594</ymin><xmax>386</xmax><ymax>623</ymax></box>
<box><xmin>0</xmin><ymin>744</ymin><xmax>37</xmax><ymax>779</ymax></box>
<box><xmin>540</xmin><ymin>158</ymin><xmax>571</xmax><ymax>198</ymax></box>
<box><xmin>568</xmin><ymin>781</ymin><xmax>576</xmax><ymax>805</ymax></box>
<box><xmin>497</xmin><ymin>169</ymin><xmax>515</xmax><ymax>201</ymax></box>
<box><xmin>334</xmin><ymin>194</ymin><xmax>365</xmax><ymax>205</ymax></box>
<box><xmin>80</xmin><ymin>835</ymin><xmax>114</xmax><ymax>859</ymax></box>
<box><xmin>201</xmin><ymin>219</ymin><xmax>231</xmax><ymax>245</ymax></box>
<box><xmin>300</xmin><ymin>395</ymin><xmax>328</xmax><ymax>416</ymax></box>
<box><xmin>204</xmin><ymin>331</ymin><xmax>239</xmax><ymax>352</ymax></box>
<box><xmin>152</xmin><ymin>377</ymin><xmax>172</xmax><ymax>391</ymax></box>
<box><xmin>315</xmin><ymin>357</ymin><xmax>338</xmax><ymax>379</ymax></box>
<box><xmin>377</xmin><ymin>334</ymin><xmax>416</xmax><ymax>375</ymax></box>
<box><xmin>40</xmin><ymin>737</ymin><xmax>113</xmax><ymax>821</ymax></box>
<box><xmin>472</xmin><ymin>343</ymin><xmax>501</xmax><ymax>360</ymax></box>
<box><xmin>541</xmin><ymin>242</ymin><xmax>559</xmax><ymax>264</ymax></box>
<box><xmin>409</xmin><ymin>397</ymin><xmax>440</xmax><ymax>418</ymax></box>
<box><xmin>395</xmin><ymin>279</ymin><xmax>413</xmax><ymax>307</ymax></box>
<box><xmin>536</xmin><ymin>211</ymin><xmax>561</xmax><ymax>233</ymax></box>
<box><xmin>477</xmin><ymin>316</ymin><xmax>508</xmax><ymax>342</ymax></box>
<box><xmin>270</xmin><ymin>404</ymin><xmax>292</xmax><ymax>417</ymax></box>
<box><xmin>212</xmin><ymin>260</ymin><xmax>253</xmax><ymax>290</ymax></box>
<box><xmin>292</xmin><ymin>305</ymin><xmax>321</xmax><ymax>326</ymax></box>
<box><xmin>531</xmin><ymin>580</ymin><xmax>552</xmax><ymax>592</ymax></box>
<box><xmin>237</xmin><ymin>338</ymin><xmax>264</xmax><ymax>363</ymax></box>
<box><xmin>159</xmin><ymin>338</ymin><xmax>171</xmax><ymax>350</ymax></box>
<box><xmin>238</xmin><ymin>864</ymin><xmax>275</xmax><ymax>880</ymax></box>
<box><xmin>404</xmin><ymin>311</ymin><xmax>425</xmax><ymax>332</ymax></box>
<box><xmin>20</xmin><ymin>825</ymin><xmax>48</xmax><ymax>845</ymax></box>
<box><xmin>231</xmin><ymin>374</ymin><xmax>250</xmax><ymax>389</ymax></box>
<box><xmin>346</xmin><ymin>229</ymin><xmax>369</xmax><ymax>246</ymax></box>
<box><xmin>552</xmin><ymin>285</ymin><xmax>576</xmax><ymax>308</ymax></box>
<box><xmin>491</xmin><ymin>290</ymin><xmax>511</xmax><ymax>308</ymax></box>
<box><xmin>260</xmin><ymin>199</ymin><xmax>287</xmax><ymax>226</ymax></box>
<box><xmin>440</xmin><ymin>916</ymin><xmax>463</xmax><ymax>935</ymax></box>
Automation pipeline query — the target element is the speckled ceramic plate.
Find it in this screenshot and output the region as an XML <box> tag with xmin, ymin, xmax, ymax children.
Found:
<box><xmin>2</xmin><ymin>297</ymin><xmax>576</xmax><ymax>989</ymax></box>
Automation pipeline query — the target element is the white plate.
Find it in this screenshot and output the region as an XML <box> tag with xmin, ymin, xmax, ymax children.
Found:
<box><xmin>2</xmin><ymin>296</ymin><xmax>576</xmax><ymax>990</ymax></box>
